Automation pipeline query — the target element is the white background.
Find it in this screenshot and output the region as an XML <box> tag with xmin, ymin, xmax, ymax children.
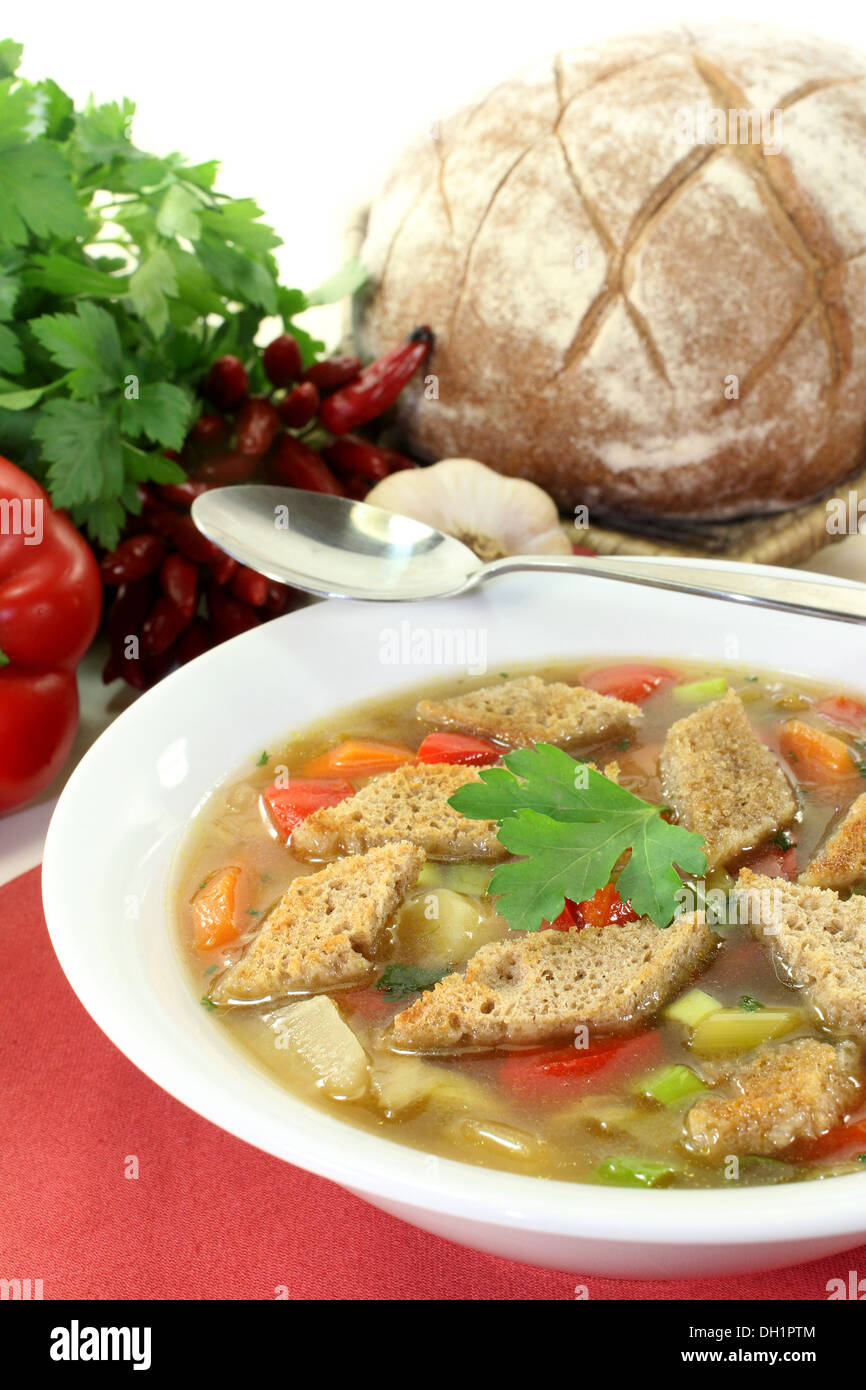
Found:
<box><xmin>3</xmin><ymin>0</ymin><xmax>866</xmax><ymax>880</ymax></box>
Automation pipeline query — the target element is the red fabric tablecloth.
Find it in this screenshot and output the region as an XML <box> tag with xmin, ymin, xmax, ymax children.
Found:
<box><xmin>1</xmin><ymin>864</ymin><xmax>862</xmax><ymax>1301</ymax></box>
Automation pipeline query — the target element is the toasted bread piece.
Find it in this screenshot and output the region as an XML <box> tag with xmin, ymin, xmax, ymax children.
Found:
<box><xmin>390</xmin><ymin>912</ymin><xmax>715</xmax><ymax>1051</ymax></box>
<box><xmin>800</xmin><ymin>794</ymin><xmax>866</xmax><ymax>890</ymax></box>
<box><xmin>737</xmin><ymin>868</ymin><xmax>866</xmax><ymax>1034</ymax></box>
<box><xmin>291</xmin><ymin>763</ymin><xmax>507</xmax><ymax>862</ymax></box>
<box><xmin>416</xmin><ymin>675</ymin><xmax>641</xmax><ymax>749</ymax></box>
<box><xmin>659</xmin><ymin>690</ymin><xmax>796</xmax><ymax>868</ymax></box>
<box><xmin>210</xmin><ymin>842</ymin><xmax>424</xmax><ymax>1004</ymax></box>
<box><xmin>686</xmin><ymin>1038</ymin><xmax>860</xmax><ymax>1155</ymax></box>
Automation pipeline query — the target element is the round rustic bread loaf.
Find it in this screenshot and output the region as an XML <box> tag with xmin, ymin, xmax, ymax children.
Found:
<box><xmin>356</xmin><ymin>25</ymin><xmax>866</xmax><ymax>520</ymax></box>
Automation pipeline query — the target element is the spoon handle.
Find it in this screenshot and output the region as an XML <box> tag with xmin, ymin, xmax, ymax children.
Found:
<box><xmin>483</xmin><ymin>553</ymin><xmax>866</xmax><ymax>626</ymax></box>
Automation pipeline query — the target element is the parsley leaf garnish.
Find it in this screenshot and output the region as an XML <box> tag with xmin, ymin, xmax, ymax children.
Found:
<box><xmin>376</xmin><ymin>964</ymin><xmax>449</xmax><ymax>999</ymax></box>
<box><xmin>739</xmin><ymin>995</ymin><xmax>764</xmax><ymax>1012</ymax></box>
<box><xmin>449</xmin><ymin>744</ymin><xmax>706</xmax><ymax>931</ymax></box>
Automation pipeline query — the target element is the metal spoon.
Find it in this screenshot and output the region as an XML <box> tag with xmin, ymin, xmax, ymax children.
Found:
<box><xmin>192</xmin><ymin>485</ymin><xmax>866</xmax><ymax>624</ymax></box>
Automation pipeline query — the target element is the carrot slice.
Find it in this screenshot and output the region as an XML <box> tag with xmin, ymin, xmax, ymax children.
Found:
<box><xmin>303</xmin><ymin>739</ymin><xmax>415</xmax><ymax>778</ymax></box>
<box><xmin>343</xmin><ymin>987</ymin><xmax>393</xmax><ymax>1019</ymax></box>
<box><xmin>779</xmin><ymin>719</ymin><xmax>856</xmax><ymax>781</ymax></box>
<box><xmin>191</xmin><ymin>866</ymin><xmax>242</xmax><ymax>950</ymax></box>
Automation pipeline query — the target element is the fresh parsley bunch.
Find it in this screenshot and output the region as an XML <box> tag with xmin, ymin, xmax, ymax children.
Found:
<box><xmin>449</xmin><ymin>744</ymin><xmax>707</xmax><ymax>930</ymax></box>
<box><xmin>0</xmin><ymin>39</ymin><xmax>363</xmax><ymax>547</ymax></box>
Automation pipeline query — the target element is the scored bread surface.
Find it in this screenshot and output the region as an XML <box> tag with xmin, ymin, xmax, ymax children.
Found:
<box><xmin>357</xmin><ymin>26</ymin><xmax>866</xmax><ymax>520</ymax></box>
<box><xmin>660</xmin><ymin>690</ymin><xmax>796</xmax><ymax>867</ymax></box>
<box><xmin>416</xmin><ymin>675</ymin><xmax>642</xmax><ymax>748</ymax></box>
<box><xmin>390</xmin><ymin>912</ymin><xmax>715</xmax><ymax>1050</ymax></box>
<box><xmin>290</xmin><ymin>762</ymin><xmax>508</xmax><ymax>862</ymax></box>
<box><xmin>210</xmin><ymin>842</ymin><xmax>424</xmax><ymax>1004</ymax></box>
<box><xmin>686</xmin><ymin>1038</ymin><xmax>860</xmax><ymax>1155</ymax></box>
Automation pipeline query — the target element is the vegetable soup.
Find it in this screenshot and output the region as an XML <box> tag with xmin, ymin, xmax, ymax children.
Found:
<box><xmin>176</xmin><ymin>659</ymin><xmax>866</xmax><ymax>1189</ymax></box>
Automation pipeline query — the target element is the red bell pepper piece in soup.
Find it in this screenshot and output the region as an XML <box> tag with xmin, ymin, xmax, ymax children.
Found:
<box><xmin>581</xmin><ymin>663</ymin><xmax>679</xmax><ymax>705</ymax></box>
<box><xmin>500</xmin><ymin>1031</ymin><xmax>664</xmax><ymax>1105</ymax></box>
<box><xmin>264</xmin><ymin>779</ymin><xmax>354</xmax><ymax>839</ymax></box>
<box><xmin>417</xmin><ymin>732</ymin><xmax>501</xmax><ymax>766</ymax></box>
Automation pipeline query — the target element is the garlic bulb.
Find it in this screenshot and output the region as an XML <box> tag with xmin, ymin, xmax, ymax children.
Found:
<box><xmin>366</xmin><ymin>457</ymin><xmax>571</xmax><ymax>560</ymax></box>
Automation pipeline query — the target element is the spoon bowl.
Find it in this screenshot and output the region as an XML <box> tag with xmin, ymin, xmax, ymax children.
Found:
<box><xmin>192</xmin><ymin>485</ymin><xmax>482</xmax><ymax>601</ymax></box>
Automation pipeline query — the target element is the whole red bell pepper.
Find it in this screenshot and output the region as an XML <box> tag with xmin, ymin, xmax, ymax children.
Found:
<box><xmin>0</xmin><ymin>457</ymin><xmax>102</xmax><ymax>813</ymax></box>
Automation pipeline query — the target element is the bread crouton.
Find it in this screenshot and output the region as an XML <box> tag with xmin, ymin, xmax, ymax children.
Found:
<box><xmin>416</xmin><ymin>675</ymin><xmax>642</xmax><ymax>749</ymax></box>
<box><xmin>659</xmin><ymin>690</ymin><xmax>796</xmax><ymax>868</ymax></box>
<box><xmin>800</xmin><ymin>794</ymin><xmax>866</xmax><ymax>890</ymax></box>
<box><xmin>390</xmin><ymin>913</ymin><xmax>715</xmax><ymax>1051</ymax></box>
<box><xmin>736</xmin><ymin>868</ymin><xmax>866</xmax><ymax>1035</ymax></box>
<box><xmin>290</xmin><ymin>763</ymin><xmax>507</xmax><ymax>862</ymax></box>
<box><xmin>686</xmin><ymin>1038</ymin><xmax>860</xmax><ymax>1155</ymax></box>
<box><xmin>210</xmin><ymin>842</ymin><xmax>424</xmax><ymax>1004</ymax></box>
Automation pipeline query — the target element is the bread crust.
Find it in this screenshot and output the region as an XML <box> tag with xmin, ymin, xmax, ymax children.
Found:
<box><xmin>357</xmin><ymin>25</ymin><xmax>866</xmax><ymax>519</ymax></box>
<box><xmin>417</xmin><ymin>675</ymin><xmax>641</xmax><ymax>748</ymax></box>
<box><xmin>737</xmin><ymin>868</ymin><xmax>866</xmax><ymax>1034</ymax></box>
<box><xmin>390</xmin><ymin>912</ymin><xmax>715</xmax><ymax>1050</ymax></box>
<box><xmin>660</xmin><ymin>689</ymin><xmax>796</xmax><ymax>867</ymax></box>
<box><xmin>291</xmin><ymin>763</ymin><xmax>508</xmax><ymax>862</ymax></box>
<box><xmin>210</xmin><ymin>842</ymin><xmax>424</xmax><ymax>1004</ymax></box>
<box><xmin>800</xmin><ymin>793</ymin><xmax>866</xmax><ymax>889</ymax></box>
<box><xmin>687</xmin><ymin>1038</ymin><xmax>860</xmax><ymax>1155</ymax></box>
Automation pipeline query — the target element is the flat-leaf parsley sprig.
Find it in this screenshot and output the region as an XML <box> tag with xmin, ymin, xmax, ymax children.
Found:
<box><xmin>448</xmin><ymin>743</ymin><xmax>706</xmax><ymax>932</ymax></box>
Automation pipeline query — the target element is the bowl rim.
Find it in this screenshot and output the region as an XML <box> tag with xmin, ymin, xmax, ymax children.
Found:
<box><xmin>42</xmin><ymin>570</ymin><xmax>866</xmax><ymax>1250</ymax></box>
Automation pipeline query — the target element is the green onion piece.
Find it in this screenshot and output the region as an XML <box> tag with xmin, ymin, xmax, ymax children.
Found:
<box><xmin>690</xmin><ymin>1006</ymin><xmax>802</xmax><ymax>1056</ymax></box>
<box><xmin>416</xmin><ymin>862</ymin><xmax>493</xmax><ymax>896</ymax></box>
<box><xmin>630</xmin><ymin>1064</ymin><xmax>708</xmax><ymax>1107</ymax></box>
<box><xmin>664</xmin><ymin>988</ymin><xmax>722</xmax><ymax>1027</ymax></box>
<box><xmin>591</xmin><ymin>1155</ymin><xmax>679</xmax><ymax>1187</ymax></box>
<box><xmin>416</xmin><ymin>862</ymin><xmax>444</xmax><ymax>889</ymax></box>
<box><xmin>672</xmin><ymin>676</ymin><xmax>728</xmax><ymax>705</ymax></box>
<box><xmin>443</xmin><ymin>863</ymin><xmax>494</xmax><ymax>896</ymax></box>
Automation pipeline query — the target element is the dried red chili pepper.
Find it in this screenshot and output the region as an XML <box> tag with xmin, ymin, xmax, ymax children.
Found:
<box><xmin>322</xmin><ymin>437</ymin><xmax>391</xmax><ymax>483</ymax></box>
<box><xmin>278</xmin><ymin>381</ymin><xmax>320</xmax><ymax>429</ymax></box>
<box><xmin>302</xmin><ymin>355</ymin><xmax>361</xmax><ymax>393</ymax></box>
<box><xmin>142</xmin><ymin>595</ymin><xmax>193</xmax><ymax>656</ymax></box>
<box><xmin>159</xmin><ymin>553</ymin><xmax>199</xmax><ymax>621</ymax></box>
<box><xmin>268</xmin><ymin>433</ymin><xmax>344</xmax><ymax>495</ymax></box>
<box><xmin>230</xmin><ymin>565</ymin><xmax>269</xmax><ymax>609</ymax></box>
<box><xmin>203</xmin><ymin>355</ymin><xmax>248</xmax><ymax>410</ymax></box>
<box><xmin>100</xmin><ymin>533</ymin><xmax>166</xmax><ymax>585</ymax></box>
<box><xmin>235</xmin><ymin>398</ymin><xmax>281</xmax><ymax>458</ymax></box>
<box><xmin>319</xmin><ymin>327</ymin><xmax>433</xmax><ymax>435</ymax></box>
<box><xmin>263</xmin><ymin>333</ymin><xmax>303</xmax><ymax>388</ymax></box>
